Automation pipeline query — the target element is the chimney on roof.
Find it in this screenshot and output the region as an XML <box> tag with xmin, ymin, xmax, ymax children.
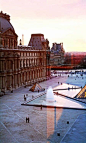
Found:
<box><xmin>22</xmin><ymin>34</ymin><xmax>24</xmax><ymax>45</ymax></box>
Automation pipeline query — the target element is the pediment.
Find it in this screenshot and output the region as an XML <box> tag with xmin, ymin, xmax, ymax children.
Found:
<box><xmin>2</xmin><ymin>28</ymin><xmax>18</xmax><ymax>37</ymax></box>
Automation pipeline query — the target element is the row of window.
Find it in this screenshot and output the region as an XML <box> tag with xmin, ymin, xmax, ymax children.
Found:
<box><xmin>0</xmin><ymin>59</ymin><xmax>45</xmax><ymax>71</ymax></box>
<box><xmin>20</xmin><ymin>52</ymin><xmax>44</xmax><ymax>57</ymax></box>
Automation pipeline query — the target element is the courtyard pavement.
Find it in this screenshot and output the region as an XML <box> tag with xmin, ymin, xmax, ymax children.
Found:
<box><xmin>0</xmin><ymin>75</ymin><xmax>86</xmax><ymax>143</ymax></box>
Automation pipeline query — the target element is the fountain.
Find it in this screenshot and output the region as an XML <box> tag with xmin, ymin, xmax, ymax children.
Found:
<box><xmin>46</xmin><ymin>86</ymin><xmax>55</xmax><ymax>102</ymax></box>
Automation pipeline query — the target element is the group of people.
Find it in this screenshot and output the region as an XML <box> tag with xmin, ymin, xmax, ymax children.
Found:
<box><xmin>26</xmin><ymin>117</ymin><xmax>29</xmax><ymax>123</ymax></box>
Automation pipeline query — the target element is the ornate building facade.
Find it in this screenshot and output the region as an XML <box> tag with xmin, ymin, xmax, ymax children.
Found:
<box><xmin>0</xmin><ymin>11</ymin><xmax>50</xmax><ymax>94</ymax></box>
<box><xmin>50</xmin><ymin>43</ymin><xmax>65</xmax><ymax>66</ymax></box>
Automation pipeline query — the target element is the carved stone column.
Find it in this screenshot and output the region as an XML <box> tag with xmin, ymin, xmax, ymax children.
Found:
<box><xmin>13</xmin><ymin>39</ymin><xmax>14</xmax><ymax>48</ymax></box>
<box><xmin>1</xmin><ymin>38</ymin><xmax>3</xmax><ymax>47</ymax></box>
<box><xmin>8</xmin><ymin>39</ymin><xmax>9</xmax><ymax>48</ymax></box>
<box><xmin>0</xmin><ymin>36</ymin><xmax>3</xmax><ymax>48</ymax></box>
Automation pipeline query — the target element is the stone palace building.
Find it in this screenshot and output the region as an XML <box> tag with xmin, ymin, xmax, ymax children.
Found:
<box><xmin>0</xmin><ymin>11</ymin><xmax>50</xmax><ymax>94</ymax></box>
<box><xmin>50</xmin><ymin>42</ymin><xmax>65</xmax><ymax>65</ymax></box>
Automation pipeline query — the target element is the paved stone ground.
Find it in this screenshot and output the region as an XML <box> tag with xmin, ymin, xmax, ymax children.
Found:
<box><xmin>61</xmin><ymin>114</ymin><xmax>86</xmax><ymax>143</ymax></box>
<box><xmin>0</xmin><ymin>75</ymin><xmax>86</xmax><ymax>143</ymax></box>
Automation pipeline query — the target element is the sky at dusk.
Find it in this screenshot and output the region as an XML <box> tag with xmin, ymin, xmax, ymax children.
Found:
<box><xmin>1</xmin><ymin>0</ymin><xmax>86</xmax><ymax>52</ymax></box>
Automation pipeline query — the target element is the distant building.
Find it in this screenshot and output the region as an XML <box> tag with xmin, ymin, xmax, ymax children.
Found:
<box><xmin>64</xmin><ymin>52</ymin><xmax>86</xmax><ymax>68</ymax></box>
<box><xmin>50</xmin><ymin>42</ymin><xmax>65</xmax><ymax>66</ymax></box>
<box><xmin>64</xmin><ymin>52</ymin><xmax>71</xmax><ymax>65</ymax></box>
<box><xmin>0</xmin><ymin>11</ymin><xmax>50</xmax><ymax>94</ymax></box>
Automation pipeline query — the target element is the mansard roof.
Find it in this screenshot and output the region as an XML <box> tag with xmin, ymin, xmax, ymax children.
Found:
<box><xmin>0</xmin><ymin>17</ymin><xmax>15</xmax><ymax>33</ymax></box>
<box><xmin>31</xmin><ymin>33</ymin><xmax>44</xmax><ymax>37</ymax></box>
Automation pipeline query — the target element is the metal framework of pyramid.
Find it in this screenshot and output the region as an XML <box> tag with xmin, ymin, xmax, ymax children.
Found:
<box><xmin>75</xmin><ymin>84</ymin><xmax>86</xmax><ymax>98</ymax></box>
